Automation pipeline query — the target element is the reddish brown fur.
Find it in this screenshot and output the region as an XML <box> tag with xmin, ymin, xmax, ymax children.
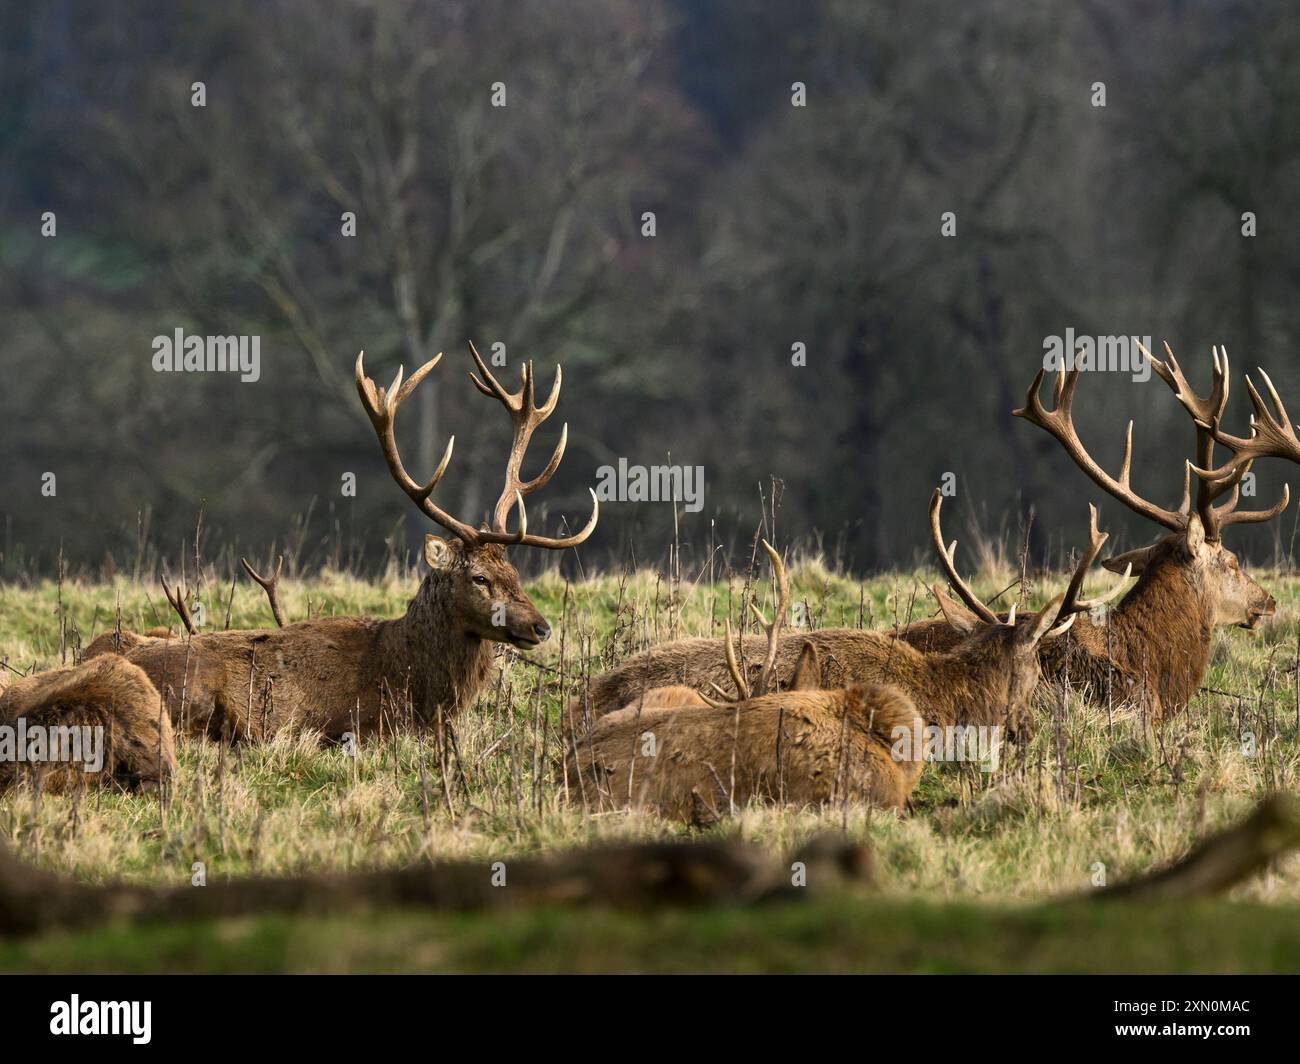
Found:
<box><xmin>901</xmin><ymin>522</ymin><xmax>1273</xmax><ymax>718</ymax></box>
<box><xmin>0</xmin><ymin>654</ymin><xmax>175</xmax><ymax>793</ymax></box>
<box><xmin>581</xmin><ymin>515</ymin><xmax>1270</xmax><ymax>726</ymax></box>
<box><xmin>77</xmin><ymin>346</ymin><xmax>598</xmax><ymax>743</ymax></box>
<box><xmin>85</xmin><ymin>539</ymin><xmax>550</xmax><ymax>740</ymax></box>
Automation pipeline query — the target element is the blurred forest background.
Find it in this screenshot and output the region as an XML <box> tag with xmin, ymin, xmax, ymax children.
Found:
<box><xmin>3</xmin><ymin>0</ymin><xmax>1300</xmax><ymax>578</ymax></box>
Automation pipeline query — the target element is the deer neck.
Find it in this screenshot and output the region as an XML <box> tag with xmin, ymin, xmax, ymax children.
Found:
<box><xmin>380</xmin><ymin>574</ymin><xmax>495</xmax><ymax>720</ymax></box>
<box><xmin>915</xmin><ymin>647</ymin><xmax>1009</xmax><ymax>730</ymax></box>
<box><xmin>1104</xmin><ymin>556</ymin><xmax>1213</xmax><ymax>712</ymax></box>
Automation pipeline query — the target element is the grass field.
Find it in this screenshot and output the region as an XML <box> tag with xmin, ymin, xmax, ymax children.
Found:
<box><xmin>3</xmin><ymin>553</ymin><xmax>1300</xmax><ymax>972</ymax></box>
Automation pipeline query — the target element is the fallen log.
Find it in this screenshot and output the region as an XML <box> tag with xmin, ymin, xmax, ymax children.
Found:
<box><xmin>0</xmin><ymin>833</ymin><xmax>872</xmax><ymax>938</ymax></box>
<box><xmin>2</xmin><ymin>794</ymin><xmax>1295</xmax><ymax>940</ymax></box>
<box><xmin>1088</xmin><ymin>794</ymin><xmax>1300</xmax><ymax>901</ymax></box>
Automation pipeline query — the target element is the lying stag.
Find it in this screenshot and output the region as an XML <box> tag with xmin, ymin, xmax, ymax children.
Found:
<box><xmin>904</xmin><ymin>344</ymin><xmax>1288</xmax><ymax>718</ymax></box>
<box><xmin>568</xmin><ymin>520</ymin><xmax>1073</xmax><ymax>821</ymax></box>
<box><xmin>571</xmin><ymin>493</ymin><xmax>1098</xmax><ymax>729</ymax></box>
<box><xmin>86</xmin><ymin>344</ymin><xmax>597</xmax><ymax>740</ymax></box>
<box><xmin>0</xmin><ymin>655</ymin><xmax>175</xmax><ymax>793</ymax></box>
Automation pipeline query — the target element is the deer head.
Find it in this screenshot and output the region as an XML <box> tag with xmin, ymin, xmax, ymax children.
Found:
<box><xmin>1014</xmin><ymin>344</ymin><xmax>1287</xmax><ymax>631</ymax></box>
<box><xmin>356</xmin><ymin>343</ymin><xmax>598</xmax><ymax>650</ymax></box>
<box><xmin>928</xmin><ymin>490</ymin><xmax>1074</xmax><ymax>735</ymax></box>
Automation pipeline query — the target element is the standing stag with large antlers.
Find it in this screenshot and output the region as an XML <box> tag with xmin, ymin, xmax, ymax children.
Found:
<box><xmin>902</xmin><ymin>343</ymin><xmax>1288</xmax><ymax>718</ymax></box>
<box><xmin>85</xmin><ymin>345</ymin><xmax>597</xmax><ymax>741</ymax></box>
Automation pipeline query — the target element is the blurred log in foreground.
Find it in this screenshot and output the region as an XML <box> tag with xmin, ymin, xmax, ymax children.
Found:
<box><xmin>0</xmin><ymin>834</ymin><xmax>873</xmax><ymax>938</ymax></box>
<box><xmin>1088</xmin><ymin>794</ymin><xmax>1300</xmax><ymax>901</ymax></box>
<box><xmin>1</xmin><ymin>795</ymin><xmax>1296</xmax><ymax>939</ymax></box>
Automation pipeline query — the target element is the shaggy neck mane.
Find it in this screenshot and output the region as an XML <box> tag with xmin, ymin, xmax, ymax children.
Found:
<box><xmin>381</xmin><ymin>568</ymin><xmax>494</xmax><ymax>720</ymax></box>
<box><xmin>1107</xmin><ymin>552</ymin><xmax>1213</xmax><ymax>713</ymax></box>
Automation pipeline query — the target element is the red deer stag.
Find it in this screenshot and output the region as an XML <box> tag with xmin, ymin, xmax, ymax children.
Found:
<box><xmin>568</xmin><ymin>534</ymin><xmax>1069</xmax><ymax>820</ymax></box>
<box><xmin>902</xmin><ymin>345</ymin><xmax>1286</xmax><ymax>718</ymax></box>
<box><xmin>572</xmin><ymin>491</ymin><xmax>1112</xmax><ymax>730</ymax></box>
<box><xmin>1</xmin><ymin>655</ymin><xmax>175</xmax><ymax>793</ymax></box>
<box><xmin>85</xmin><ymin>345</ymin><xmax>597</xmax><ymax>741</ymax></box>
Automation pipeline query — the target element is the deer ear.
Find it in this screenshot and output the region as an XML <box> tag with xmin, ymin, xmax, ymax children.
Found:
<box><xmin>1184</xmin><ymin>513</ymin><xmax>1207</xmax><ymax>553</ymax></box>
<box><xmin>423</xmin><ymin>534</ymin><xmax>454</xmax><ymax>570</ymax></box>
<box><xmin>790</xmin><ymin>641</ymin><xmax>821</xmax><ymax>690</ymax></box>
<box><xmin>932</xmin><ymin>584</ymin><xmax>979</xmax><ymax>633</ymax></box>
<box><xmin>1102</xmin><ymin>543</ymin><xmax>1156</xmax><ymax>576</ymax></box>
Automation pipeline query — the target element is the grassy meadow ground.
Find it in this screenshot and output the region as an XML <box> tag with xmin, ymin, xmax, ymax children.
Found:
<box><xmin>3</xmin><ymin>551</ymin><xmax>1300</xmax><ymax>972</ymax></box>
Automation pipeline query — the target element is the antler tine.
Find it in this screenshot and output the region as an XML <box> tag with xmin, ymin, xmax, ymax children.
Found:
<box><xmin>721</xmin><ymin>617</ymin><xmax>751</xmax><ymax>702</ymax></box>
<box><xmin>1182</xmin><ymin>362</ymin><xmax>1295</xmax><ymax>529</ymax></box>
<box><xmin>1143</xmin><ymin>340</ymin><xmax>1230</xmax><ymax>434</ymax></box>
<box><xmin>160</xmin><ymin>575</ymin><xmax>197</xmax><ymax>636</ymax></box>
<box><xmin>241</xmin><ymin>554</ymin><xmax>288</xmax><ymax>628</ymax></box>
<box><xmin>1197</xmin><ymin>367</ymin><xmax>1300</xmax><ymax>477</ymax></box>
<box><xmin>1142</xmin><ymin>340</ymin><xmax>1235</xmax><ymax>539</ymax></box>
<box><xmin>355</xmin><ymin>350</ymin><xmax>481</xmax><ymax>546</ymax></box>
<box><xmin>1014</xmin><ymin>368</ymin><xmax>1184</xmax><ymax>530</ymax></box>
<box><xmin>1175</xmin><ymin>460</ymin><xmax>1192</xmax><ymax>517</ymax></box>
<box><xmin>929</xmin><ymin>490</ymin><xmax>1000</xmax><ymax>625</ymax></box>
<box><xmin>1057</xmin><ymin>504</ymin><xmax>1107</xmax><ymax>615</ymax></box>
<box><xmin>748</xmin><ymin>539</ymin><xmax>790</xmax><ymax>697</ymax></box>
<box><xmin>1061</xmin><ymin>505</ymin><xmax>1132</xmax><ymax>615</ymax></box>
<box><xmin>467</xmin><ymin>340</ymin><xmax>506</xmax><ymax>400</ymax></box>
<box><xmin>708</xmin><ymin>539</ymin><xmax>790</xmax><ymax>703</ymax></box>
<box><xmin>1044</xmin><ymin>609</ymin><xmax>1077</xmax><ymax>640</ymax></box>
<box><xmin>1219</xmin><ymin>482</ymin><xmax>1291</xmax><ymax>527</ymax></box>
<box><xmin>466</xmin><ymin>341</ymin><xmax>598</xmax><ymax>550</ymax></box>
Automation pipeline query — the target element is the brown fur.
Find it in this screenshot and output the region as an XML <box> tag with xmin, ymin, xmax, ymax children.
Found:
<box><xmin>569</xmin><ymin>605</ymin><xmax>1063</xmax><ymax>822</ymax></box>
<box><xmin>581</xmin><ymin>518</ymin><xmax>1269</xmax><ymax>726</ymax></box>
<box><xmin>575</xmin><ymin>617</ymin><xmax>1049</xmax><ymax>739</ymax></box>
<box><xmin>84</xmin><ymin>628</ymin><xmax>171</xmax><ymax>658</ymax></box>
<box><xmin>604</xmin><ymin>686</ymin><xmax>712</xmax><ymax>716</ymax></box>
<box><xmin>568</xmin><ymin>677</ymin><xmax>925</xmax><ymax>821</ymax></box>
<box><xmin>85</xmin><ymin>539</ymin><xmax>550</xmax><ymax>740</ymax></box>
<box><xmin>900</xmin><ymin>522</ymin><xmax>1273</xmax><ymax>718</ymax></box>
<box><xmin>0</xmin><ymin>655</ymin><xmax>175</xmax><ymax>793</ymax></box>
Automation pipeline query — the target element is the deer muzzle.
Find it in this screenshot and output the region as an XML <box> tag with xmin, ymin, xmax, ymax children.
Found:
<box><xmin>1242</xmin><ymin>595</ymin><xmax>1276</xmax><ymax>630</ymax></box>
<box><xmin>505</xmin><ymin>616</ymin><xmax>552</xmax><ymax>649</ymax></box>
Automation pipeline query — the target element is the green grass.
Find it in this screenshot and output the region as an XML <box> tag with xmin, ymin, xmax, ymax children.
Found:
<box><xmin>4</xmin><ymin>897</ymin><xmax>1300</xmax><ymax>973</ymax></box>
<box><xmin>3</xmin><ymin>555</ymin><xmax>1300</xmax><ymax>971</ymax></box>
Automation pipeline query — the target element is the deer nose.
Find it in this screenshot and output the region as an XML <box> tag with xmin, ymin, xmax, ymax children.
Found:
<box><xmin>532</xmin><ymin>621</ymin><xmax>552</xmax><ymax>643</ymax></box>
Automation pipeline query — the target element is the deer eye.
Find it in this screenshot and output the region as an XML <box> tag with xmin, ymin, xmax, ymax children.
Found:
<box><xmin>472</xmin><ymin>574</ymin><xmax>490</xmax><ymax>587</ymax></box>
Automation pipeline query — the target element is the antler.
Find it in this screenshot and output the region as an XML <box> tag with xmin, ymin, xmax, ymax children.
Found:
<box><xmin>1202</xmin><ymin>367</ymin><xmax>1300</xmax><ymax>467</ymax></box>
<box><xmin>1144</xmin><ymin>340</ymin><xmax>1229</xmax><ymax>446</ymax></box>
<box><xmin>241</xmin><ymin>555</ymin><xmax>287</xmax><ymax>628</ymax></box>
<box><xmin>704</xmin><ymin>540</ymin><xmax>791</xmax><ymax>704</ymax></box>
<box><xmin>745</xmin><ymin>540</ymin><xmax>791</xmax><ymax>698</ymax></box>
<box><xmin>928</xmin><ymin>490</ymin><xmax>1001</xmax><ymax>624</ymax></box>
<box><xmin>468</xmin><ymin>342</ymin><xmax>598</xmax><ymax>549</ymax></box>
<box><xmin>160</xmin><ymin>575</ymin><xmax>197</xmax><ymax>636</ymax></box>
<box><xmin>356</xmin><ymin>346</ymin><xmax>599</xmax><ymax>550</ymax></box>
<box><xmin>1014</xmin><ymin>367</ymin><xmax>1185</xmax><ymax>530</ymax></box>
<box><xmin>1186</xmin><ymin>362</ymin><xmax>1295</xmax><ymax>527</ymax></box>
<box><xmin>1142</xmin><ymin>341</ymin><xmax>1288</xmax><ymax>539</ymax></box>
<box><xmin>929</xmin><ymin>491</ymin><xmax>1077</xmax><ymax>637</ymax></box>
<box><xmin>356</xmin><ymin>350</ymin><xmax>479</xmax><ymax>543</ymax></box>
<box><xmin>1057</xmin><ymin>504</ymin><xmax>1131</xmax><ymax>616</ymax></box>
